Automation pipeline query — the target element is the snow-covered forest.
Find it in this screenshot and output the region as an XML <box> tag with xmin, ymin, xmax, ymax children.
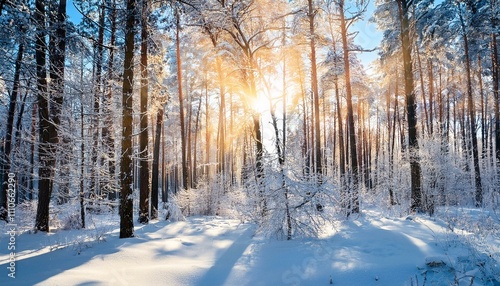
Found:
<box><xmin>0</xmin><ymin>0</ymin><xmax>499</xmax><ymax>285</ymax></box>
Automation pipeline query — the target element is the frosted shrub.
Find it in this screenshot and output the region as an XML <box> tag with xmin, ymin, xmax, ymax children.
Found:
<box><xmin>164</xmin><ymin>195</ymin><xmax>185</xmax><ymax>222</ymax></box>
<box><xmin>254</xmin><ymin>168</ymin><xmax>339</xmax><ymax>239</ymax></box>
<box><xmin>176</xmin><ymin>175</ymin><xmax>241</xmax><ymax>217</ymax></box>
<box><xmin>62</xmin><ymin>212</ymin><xmax>83</xmax><ymax>230</ymax></box>
<box><xmin>419</xmin><ymin>135</ymin><xmax>473</xmax><ymax>209</ymax></box>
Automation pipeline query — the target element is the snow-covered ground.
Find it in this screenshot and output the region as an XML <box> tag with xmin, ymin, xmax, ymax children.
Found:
<box><xmin>1</xmin><ymin>207</ymin><xmax>499</xmax><ymax>285</ymax></box>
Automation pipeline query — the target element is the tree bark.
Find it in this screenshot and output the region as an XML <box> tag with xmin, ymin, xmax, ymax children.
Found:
<box><xmin>103</xmin><ymin>0</ymin><xmax>117</xmax><ymax>201</ymax></box>
<box><xmin>492</xmin><ymin>33</ymin><xmax>500</xmax><ymax>174</ymax></box>
<box><xmin>339</xmin><ymin>0</ymin><xmax>359</xmax><ymax>214</ymax></box>
<box><xmin>151</xmin><ymin>105</ymin><xmax>164</xmax><ymax>220</ymax></box>
<box><xmin>216</xmin><ymin>58</ymin><xmax>226</xmax><ymax>176</ymax></box>
<box><xmin>176</xmin><ymin>10</ymin><xmax>189</xmax><ymax>190</ymax></box>
<box><xmin>89</xmin><ymin>1</ymin><xmax>105</xmax><ymax>202</ymax></box>
<box><xmin>0</xmin><ymin>41</ymin><xmax>24</xmax><ymax>220</ymax></box>
<box><xmin>308</xmin><ymin>0</ymin><xmax>322</xmax><ymax>181</ymax></box>
<box><xmin>120</xmin><ymin>0</ymin><xmax>136</xmax><ymax>238</ymax></box>
<box><xmin>397</xmin><ymin>0</ymin><xmax>422</xmax><ymax>213</ymax></box>
<box><xmin>138</xmin><ymin>0</ymin><xmax>150</xmax><ymax>224</ymax></box>
<box><xmin>34</xmin><ymin>0</ymin><xmax>53</xmax><ymax>232</ymax></box>
<box><xmin>459</xmin><ymin>10</ymin><xmax>482</xmax><ymax>207</ymax></box>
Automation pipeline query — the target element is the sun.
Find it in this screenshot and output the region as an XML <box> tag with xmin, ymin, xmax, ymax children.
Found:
<box><xmin>251</xmin><ymin>74</ymin><xmax>285</xmax><ymax>114</ymax></box>
<box><xmin>250</xmin><ymin>92</ymin><xmax>270</xmax><ymax>114</ymax></box>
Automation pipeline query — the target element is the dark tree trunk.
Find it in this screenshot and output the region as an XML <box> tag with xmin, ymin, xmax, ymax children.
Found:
<box><xmin>35</xmin><ymin>0</ymin><xmax>66</xmax><ymax>231</ymax></box>
<box><xmin>119</xmin><ymin>0</ymin><xmax>136</xmax><ymax>238</ymax></box>
<box><xmin>193</xmin><ymin>96</ymin><xmax>202</xmax><ymax>186</ymax></box>
<box><xmin>459</xmin><ymin>11</ymin><xmax>482</xmax><ymax>207</ymax></box>
<box><xmin>80</xmin><ymin>86</ymin><xmax>86</xmax><ymax>229</ymax></box>
<box><xmin>339</xmin><ymin>0</ymin><xmax>359</xmax><ymax>214</ymax></box>
<box><xmin>308</xmin><ymin>0</ymin><xmax>322</xmax><ymax>182</ymax></box>
<box><xmin>492</xmin><ymin>33</ymin><xmax>500</xmax><ymax>174</ymax></box>
<box><xmin>52</xmin><ymin>0</ymin><xmax>68</xmax><ymax>204</ymax></box>
<box><xmin>427</xmin><ymin>58</ymin><xmax>435</xmax><ymax>135</ymax></box>
<box><xmin>138</xmin><ymin>0</ymin><xmax>150</xmax><ymax>224</ymax></box>
<box><xmin>34</xmin><ymin>0</ymin><xmax>53</xmax><ymax>232</ymax></box>
<box><xmin>397</xmin><ymin>0</ymin><xmax>422</xmax><ymax>213</ymax></box>
<box><xmin>151</xmin><ymin>106</ymin><xmax>164</xmax><ymax>220</ymax></box>
<box><xmin>0</xmin><ymin>42</ymin><xmax>24</xmax><ymax>220</ymax></box>
<box><xmin>176</xmin><ymin>10</ymin><xmax>189</xmax><ymax>190</ymax></box>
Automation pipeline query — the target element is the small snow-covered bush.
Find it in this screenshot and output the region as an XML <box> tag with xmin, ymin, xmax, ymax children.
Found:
<box><xmin>164</xmin><ymin>196</ymin><xmax>185</xmax><ymax>222</ymax></box>
<box><xmin>251</xmin><ymin>167</ymin><xmax>340</xmax><ymax>240</ymax></box>
<box><xmin>62</xmin><ymin>212</ymin><xmax>83</xmax><ymax>230</ymax></box>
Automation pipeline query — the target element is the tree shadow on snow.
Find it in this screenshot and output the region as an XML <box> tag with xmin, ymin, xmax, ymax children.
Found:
<box><xmin>195</xmin><ymin>225</ymin><xmax>256</xmax><ymax>286</ymax></box>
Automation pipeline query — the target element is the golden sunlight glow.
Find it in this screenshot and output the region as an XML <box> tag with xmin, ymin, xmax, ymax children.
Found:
<box><xmin>251</xmin><ymin>73</ymin><xmax>285</xmax><ymax>114</ymax></box>
<box><xmin>250</xmin><ymin>92</ymin><xmax>270</xmax><ymax>114</ymax></box>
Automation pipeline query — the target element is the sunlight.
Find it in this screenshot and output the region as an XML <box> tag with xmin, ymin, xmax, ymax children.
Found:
<box><xmin>251</xmin><ymin>72</ymin><xmax>285</xmax><ymax>115</ymax></box>
<box><xmin>250</xmin><ymin>93</ymin><xmax>270</xmax><ymax>114</ymax></box>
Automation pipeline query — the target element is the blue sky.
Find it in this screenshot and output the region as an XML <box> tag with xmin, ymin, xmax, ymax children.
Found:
<box><xmin>353</xmin><ymin>0</ymin><xmax>383</xmax><ymax>69</ymax></box>
<box><xmin>67</xmin><ymin>0</ymin><xmax>82</xmax><ymax>23</ymax></box>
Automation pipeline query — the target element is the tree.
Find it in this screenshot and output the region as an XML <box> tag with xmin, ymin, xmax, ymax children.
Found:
<box><xmin>0</xmin><ymin>29</ymin><xmax>25</xmax><ymax>220</ymax></box>
<box><xmin>34</xmin><ymin>0</ymin><xmax>67</xmax><ymax>232</ymax></box>
<box><xmin>138</xmin><ymin>0</ymin><xmax>151</xmax><ymax>224</ymax></box>
<box><xmin>455</xmin><ymin>0</ymin><xmax>482</xmax><ymax>206</ymax></box>
<box><xmin>151</xmin><ymin>103</ymin><xmax>165</xmax><ymax>219</ymax></box>
<box><xmin>337</xmin><ymin>0</ymin><xmax>368</xmax><ymax>214</ymax></box>
<box><xmin>396</xmin><ymin>0</ymin><xmax>423</xmax><ymax>213</ymax></box>
<box><xmin>175</xmin><ymin>8</ymin><xmax>190</xmax><ymax>190</ymax></box>
<box><xmin>307</xmin><ymin>0</ymin><xmax>323</xmax><ymax>182</ymax></box>
<box><xmin>492</xmin><ymin>0</ymin><xmax>500</xmax><ymax>178</ymax></box>
<box><xmin>120</xmin><ymin>0</ymin><xmax>137</xmax><ymax>238</ymax></box>
<box><xmin>102</xmin><ymin>0</ymin><xmax>118</xmax><ymax>202</ymax></box>
<box><xmin>49</xmin><ymin>0</ymin><xmax>68</xmax><ymax>204</ymax></box>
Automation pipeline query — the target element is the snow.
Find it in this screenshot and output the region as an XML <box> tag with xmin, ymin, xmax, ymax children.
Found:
<box><xmin>1</xmin><ymin>208</ymin><xmax>498</xmax><ymax>286</ymax></box>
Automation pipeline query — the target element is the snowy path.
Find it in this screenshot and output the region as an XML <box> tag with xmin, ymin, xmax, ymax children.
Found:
<box><xmin>1</xmin><ymin>211</ymin><xmax>496</xmax><ymax>285</ymax></box>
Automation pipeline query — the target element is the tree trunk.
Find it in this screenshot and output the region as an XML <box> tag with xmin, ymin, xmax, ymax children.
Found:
<box><xmin>193</xmin><ymin>96</ymin><xmax>202</xmax><ymax>186</ymax></box>
<box><xmin>335</xmin><ymin>77</ymin><xmax>345</xmax><ymax>180</ymax></box>
<box><xmin>0</xmin><ymin>41</ymin><xmax>24</xmax><ymax>220</ymax></box>
<box><xmin>46</xmin><ymin>0</ymin><xmax>67</xmax><ymax>204</ymax></box>
<box><xmin>307</xmin><ymin>0</ymin><xmax>322</xmax><ymax>181</ymax></box>
<box><xmin>459</xmin><ymin>11</ymin><xmax>482</xmax><ymax>207</ymax></box>
<box><xmin>216</xmin><ymin>58</ymin><xmax>226</xmax><ymax>176</ymax></box>
<box><xmin>204</xmin><ymin>79</ymin><xmax>210</xmax><ymax>178</ymax></box>
<box><xmin>416</xmin><ymin>45</ymin><xmax>429</xmax><ymax>135</ymax></box>
<box><xmin>90</xmin><ymin>1</ymin><xmax>105</xmax><ymax>202</ymax></box>
<box><xmin>119</xmin><ymin>0</ymin><xmax>136</xmax><ymax>238</ymax></box>
<box><xmin>176</xmin><ymin>10</ymin><xmax>189</xmax><ymax>190</ymax></box>
<box><xmin>397</xmin><ymin>0</ymin><xmax>422</xmax><ymax>213</ymax></box>
<box><xmin>186</xmin><ymin>79</ymin><xmax>193</xmax><ymax>189</ymax></box>
<box><xmin>34</xmin><ymin>0</ymin><xmax>53</xmax><ymax>232</ymax></box>
<box><xmin>103</xmin><ymin>0</ymin><xmax>117</xmax><ymax>201</ymax></box>
<box><xmin>138</xmin><ymin>0</ymin><xmax>150</xmax><ymax>224</ymax></box>
<box><xmin>339</xmin><ymin>0</ymin><xmax>359</xmax><ymax>214</ymax></box>
<box><xmin>151</xmin><ymin>105</ymin><xmax>164</xmax><ymax>220</ymax></box>
<box><xmin>492</xmin><ymin>33</ymin><xmax>500</xmax><ymax>174</ymax></box>
<box><xmin>427</xmin><ymin>57</ymin><xmax>435</xmax><ymax>135</ymax></box>
<box><xmin>80</xmin><ymin>81</ymin><xmax>86</xmax><ymax>228</ymax></box>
